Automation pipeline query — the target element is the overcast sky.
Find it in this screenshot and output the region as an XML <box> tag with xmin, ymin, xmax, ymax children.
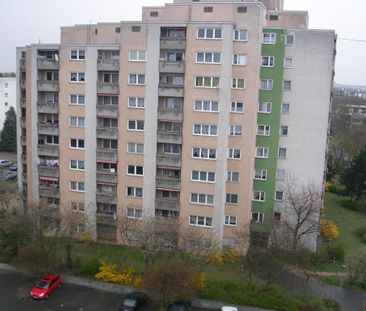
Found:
<box><xmin>0</xmin><ymin>0</ymin><xmax>365</xmax><ymax>85</ymax></box>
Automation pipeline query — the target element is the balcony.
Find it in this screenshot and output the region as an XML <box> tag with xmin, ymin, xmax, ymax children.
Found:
<box><xmin>97</xmin><ymin>83</ymin><xmax>119</xmax><ymax>95</ymax></box>
<box><xmin>37</xmin><ymin>58</ymin><xmax>59</xmax><ymax>70</ymax></box>
<box><xmin>96</xmin><ymin>171</ymin><xmax>118</xmax><ymax>184</ymax></box>
<box><xmin>96</xmin><ymin>192</ymin><xmax>117</xmax><ymax>205</ymax></box>
<box><xmin>96</xmin><ymin>213</ymin><xmax>117</xmax><ymax>226</ymax></box>
<box><xmin>20</xmin><ymin>59</ymin><xmax>26</xmax><ymax>69</ymax></box>
<box><xmin>39</xmin><ymin>186</ymin><xmax>60</xmax><ymax>199</ymax></box>
<box><xmin>20</xmin><ymin>99</ymin><xmax>26</xmax><ymax>108</ymax></box>
<box><xmin>158</xmin><ymin>109</ymin><xmax>183</xmax><ymax>122</ymax></box>
<box><xmin>160</xmin><ymin>38</ymin><xmax>186</xmax><ymax>50</ymax></box>
<box><xmin>38</xmin><ymin>144</ymin><xmax>59</xmax><ymax>157</ymax></box>
<box><xmin>38</xmin><ymin>123</ymin><xmax>59</xmax><ymax>136</ymax></box>
<box><xmin>38</xmin><ymin>80</ymin><xmax>59</xmax><ymax>92</ymax></box>
<box><xmin>158</xmin><ymin>84</ymin><xmax>184</xmax><ymax>97</ymax></box>
<box><xmin>159</xmin><ymin>61</ymin><xmax>185</xmax><ymax>74</ymax></box>
<box><xmin>156</xmin><ymin>154</ymin><xmax>181</xmax><ymax>168</ymax></box>
<box><xmin>97</xmin><ymin>104</ymin><xmax>118</xmax><ymax>118</ymax></box>
<box><xmin>37</xmin><ymin>102</ymin><xmax>59</xmax><ymax>114</ymax></box>
<box><xmin>21</xmin><ymin>136</ymin><xmax>26</xmax><ymax>146</ymax></box>
<box><xmin>157</xmin><ymin>131</ymin><xmax>182</xmax><ymax>144</ymax></box>
<box><xmin>38</xmin><ymin>165</ymin><xmax>59</xmax><ymax>178</ymax></box>
<box><xmin>21</xmin><ymin>154</ymin><xmax>26</xmax><ymax>164</ymax></box>
<box><xmin>156</xmin><ymin>176</ymin><xmax>181</xmax><ymax>190</ymax></box>
<box><xmin>20</xmin><ymin>80</ymin><xmax>26</xmax><ymax>89</ymax></box>
<box><xmin>20</xmin><ymin>118</ymin><xmax>26</xmax><ymax>128</ymax></box>
<box><xmin>97</xmin><ymin>59</ymin><xmax>119</xmax><ymax>71</ymax></box>
<box><xmin>155</xmin><ymin>198</ymin><xmax>180</xmax><ymax>212</ymax></box>
<box><xmin>96</xmin><ymin>128</ymin><xmax>118</xmax><ymax>140</ymax></box>
<box><xmin>96</xmin><ymin>149</ymin><xmax>118</xmax><ymax>162</ymax></box>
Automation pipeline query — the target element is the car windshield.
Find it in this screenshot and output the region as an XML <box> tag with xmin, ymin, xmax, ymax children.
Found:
<box><xmin>123</xmin><ymin>299</ymin><xmax>137</xmax><ymax>307</ymax></box>
<box><xmin>36</xmin><ymin>281</ymin><xmax>49</xmax><ymax>289</ymax></box>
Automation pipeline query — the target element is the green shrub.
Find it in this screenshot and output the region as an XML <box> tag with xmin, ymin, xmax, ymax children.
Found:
<box><xmin>324</xmin><ymin>242</ymin><xmax>345</xmax><ymax>262</ymax></box>
<box><xmin>340</xmin><ymin>199</ymin><xmax>358</xmax><ymax>211</ymax></box>
<box><xmin>355</xmin><ymin>225</ymin><xmax>366</xmax><ymax>244</ymax></box>
<box><xmin>74</xmin><ymin>259</ymin><xmax>100</xmax><ymax>276</ymax></box>
<box><xmin>328</xmin><ymin>184</ymin><xmax>347</xmax><ymax>196</ymax></box>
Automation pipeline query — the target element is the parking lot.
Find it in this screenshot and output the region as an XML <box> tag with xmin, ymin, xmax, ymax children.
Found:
<box><xmin>0</xmin><ymin>153</ymin><xmax>17</xmax><ymax>181</ymax></box>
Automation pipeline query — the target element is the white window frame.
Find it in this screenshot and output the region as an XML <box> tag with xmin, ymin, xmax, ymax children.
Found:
<box><xmin>284</xmin><ymin>57</ymin><xmax>294</xmax><ymax>68</ymax></box>
<box><xmin>255</xmin><ymin>147</ymin><xmax>269</xmax><ymax>159</ymax></box>
<box><xmin>252</xmin><ymin>191</ymin><xmax>265</xmax><ymax>202</ymax></box>
<box><xmin>127</xmin><ymin>143</ymin><xmax>144</xmax><ymax>154</ymax></box>
<box><xmin>197</xmin><ymin>28</ymin><xmax>222</xmax><ymax>40</ymax></box>
<box><xmin>189</xmin><ymin>215</ymin><xmax>213</xmax><ymax>227</ymax></box>
<box><xmin>194</xmin><ymin>100</ymin><xmax>219</xmax><ymax>113</ymax></box>
<box><xmin>275</xmin><ymin>190</ymin><xmax>284</xmax><ymax>201</ymax></box>
<box><xmin>232</xmin><ymin>78</ymin><xmax>245</xmax><ymax>89</ymax></box>
<box><xmin>70</xmin><ymin>181</ymin><xmax>85</xmax><ymax>192</ymax></box>
<box><xmin>128</xmin><ymin>74</ymin><xmax>145</xmax><ymax>85</ymax></box>
<box><xmin>262</xmin><ymin>32</ymin><xmax>276</xmax><ymax>44</ymax></box>
<box><xmin>69</xmin><ymin>138</ymin><xmax>85</xmax><ymax>149</ymax></box>
<box><xmin>260</xmin><ymin>79</ymin><xmax>273</xmax><ymax>90</ymax></box>
<box><xmin>233</xmin><ymin>29</ymin><xmax>248</xmax><ymax>41</ymax></box>
<box><xmin>191</xmin><ymin>170</ymin><xmax>215</xmax><ymax>183</ymax></box>
<box><xmin>261</xmin><ymin>56</ymin><xmax>275</xmax><ymax>67</ymax></box>
<box><xmin>127</xmin><ymin>120</ymin><xmax>144</xmax><ymax>131</ymax></box>
<box><xmin>258</xmin><ymin>102</ymin><xmax>272</xmax><ymax>113</ymax></box>
<box><xmin>283</xmin><ymin>80</ymin><xmax>292</xmax><ymax>91</ymax></box>
<box><xmin>69</xmin><ymin>116</ymin><xmax>85</xmax><ymax>128</ymax></box>
<box><xmin>127</xmin><ymin>208</ymin><xmax>143</xmax><ymax>219</ymax></box>
<box><xmin>192</xmin><ymin>147</ymin><xmax>216</xmax><ymax>160</ymax></box>
<box><xmin>127</xmin><ymin>165</ymin><xmax>144</xmax><ymax>176</ymax></box>
<box><xmin>232</xmin><ymin>54</ymin><xmax>247</xmax><ymax>65</ymax></box>
<box><xmin>196</xmin><ymin>52</ymin><xmax>221</xmax><ymax>64</ymax></box>
<box><xmin>252</xmin><ymin>212</ymin><xmax>264</xmax><ymax>223</ymax></box>
<box><xmin>127</xmin><ymin>187</ymin><xmax>143</xmax><ymax>198</ymax></box>
<box><xmin>276</xmin><ymin>169</ymin><xmax>286</xmax><ymax>180</ymax></box>
<box><xmin>228</xmin><ymin>148</ymin><xmax>241</xmax><ymax>160</ymax></box>
<box><xmin>69</xmin><ymin>160</ymin><xmax>85</xmax><ymax>171</ymax></box>
<box><xmin>227</xmin><ymin>171</ymin><xmax>240</xmax><ymax>182</ymax></box>
<box><xmin>128</xmin><ymin>50</ymin><xmax>146</xmax><ymax>62</ymax></box>
<box><xmin>70</xmin><ymin>94</ymin><xmax>85</xmax><ymax>105</ymax></box>
<box><xmin>257</xmin><ymin>124</ymin><xmax>271</xmax><ymax>136</ymax></box>
<box><xmin>69</xmin><ymin>72</ymin><xmax>85</xmax><ymax>83</ymax></box>
<box><xmin>278</xmin><ymin>147</ymin><xmax>287</xmax><ymax>159</ymax></box>
<box><xmin>229</xmin><ymin>125</ymin><xmax>242</xmax><ymax>136</ymax></box>
<box><xmin>193</xmin><ymin>124</ymin><xmax>218</xmax><ymax>136</ymax></box>
<box><xmin>70</xmin><ymin>50</ymin><xmax>86</xmax><ymax>60</ymax></box>
<box><xmin>128</xmin><ymin>97</ymin><xmax>145</xmax><ymax>108</ymax></box>
<box><xmin>254</xmin><ymin>169</ymin><xmax>267</xmax><ymax>180</ymax></box>
<box><xmin>280</xmin><ymin>125</ymin><xmax>288</xmax><ymax>136</ymax></box>
<box><xmin>195</xmin><ymin>76</ymin><xmax>220</xmax><ymax>88</ymax></box>
<box><xmin>285</xmin><ymin>34</ymin><xmax>295</xmax><ymax>45</ymax></box>
<box><xmin>226</xmin><ymin>193</ymin><xmax>239</xmax><ymax>204</ymax></box>
<box><xmin>190</xmin><ymin>193</ymin><xmax>214</xmax><ymax>206</ymax></box>
<box><xmin>231</xmin><ymin>101</ymin><xmax>244</xmax><ymax>113</ymax></box>
<box><xmin>281</xmin><ymin>103</ymin><xmax>290</xmax><ymax>114</ymax></box>
<box><xmin>225</xmin><ymin>215</ymin><xmax>237</xmax><ymax>226</ymax></box>
<box><xmin>71</xmin><ymin>202</ymin><xmax>85</xmax><ymax>212</ymax></box>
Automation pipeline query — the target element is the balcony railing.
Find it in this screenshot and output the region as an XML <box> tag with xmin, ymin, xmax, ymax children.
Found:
<box><xmin>38</xmin><ymin>165</ymin><xmax>59</xmax><ymax>178</ymax></box>
<box><xmin>160</xmin><ymin>38</ymin><xmax>186</xmax><ymax>49</ymax></box>
<box><xmin>20</xmin><ymin>118</ymin><xmax>26</xmax><ymax>128</ymax></box>
<box><xmin>21</xmin><ymin>136</ymin><xmax>26</xmax><ymax>146</ymax></box>
<box><xmin>37</xmin><ymin>58</ymin><xmax>59</xmax><ymax>70</ymax></box>
<box><xmin>96</xmin><ymin>149</ymin><xmax>118</xmax><ymax>161</ymax></box>
<box><xmin>156</xmin><ymin>176</ymin><xmax>181</xmax><ymax>190</ymax></box>
<box><xmin>38</xmin><ymin>123</ymin><xmax>59</xmax><ymax>136</ymax></box>
<box><xmin>39</xmin><ymin>186</ymin><xmax>60</xmax><ymax>198</ymax></box>
<box><xmin>20</xmin><ymin>80</ymin><xmax>26</xmax><ymax>89</ymax></box>
<box><xmin>155</xmin><ymin>198</ymin><xmax>180</xmax><ymax>211</ymax></box>
<box><xmin>158</xmin><ymin>84</ymin><xmax>184</xmax><ymax>97</ymax></box>
<box><xmin>19</xmin><ymin>59</ymin><xmax>26</xmax><ymax>69</ymax></box>
<box><xmin>156</xmin><ymin>154</ymin><xmax>181</xmax><ymax>167</ymax></box>
<box><xmin>38</xmin><ymin>80</ymin><xmax>59</xmax><ymax>92</ymax></box>
<box><xmin>159</xmin><ymin>61</ymin><xmax>185</xmax><ymax>74</ymax></box>
<box><xmin>96</xmin><ymin>213</ymin><xmax>117</xmax><ymax>226</ymax></box>
<box><xmin>97</xmin><ymin>59</ymin><xmax>119</xmax><ymax>71</ymax></box>
<box><xmin>96</xmin><ymin>128</ymin><xmax>118</xmax><ymax>140</ymax></box>
<box><xmin>97</xmin><ymin>83</ymin><xmax>119</xmax><ymax>95</ymax></box>
<box><xmin>96</xmin><ymin>171</ymin><xmax>118</xmax><ymax>184</ymax></box>
<box><xmin>157</xmin><ymin>131</ymin><xmax>182</xmax><ymax>144</ymax></box>
<box><xmin>96</xmin><ymin>193</ymin><xmax>118</xmax><ymax>205</ymax></box>
<box><xmin>157</xmin><ymin>109</ymin><xmax>183</xmax><ymax>121</ymax></box>
<box><xmin>97</xmin><ymin>104</ymin><xmax>118</xmax><ymax>118</ymax></box>
<box><xmin>37</xmin><ymin>102</ymin><xmax>59</xmax><ymax>114</ymax></box>
<box><xmin>38</xmin><ymin>144</ymin><xmax>59</xmax><ymax>157</ymax></box>
<box><xmin>20</xmin><ymin>99</ymin><xmax>26</xmax><ymax>108</ymax></box>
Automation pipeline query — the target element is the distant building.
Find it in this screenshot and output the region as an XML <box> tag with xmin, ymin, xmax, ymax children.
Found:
<box><xmin>0</xmin><ymin>77</ymin><xmax>16</xmax><ymax>130</ymax></box>
<box><xmin>17</xmin><ymin>0</ymin><xmax>336</xmax><ymax>252</ymax></box>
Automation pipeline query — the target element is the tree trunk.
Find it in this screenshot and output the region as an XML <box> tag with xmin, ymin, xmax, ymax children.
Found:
<box><xmin>303</xmin><ymin>274</ymin><xmax>310</xmax><ymax>301</ymax></box>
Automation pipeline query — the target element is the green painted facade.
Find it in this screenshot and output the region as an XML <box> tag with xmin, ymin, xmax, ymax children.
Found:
<box><xmin>251</xmin><ymin>28</ymin><xmax>285</xmax><ymax>233</ymax></box>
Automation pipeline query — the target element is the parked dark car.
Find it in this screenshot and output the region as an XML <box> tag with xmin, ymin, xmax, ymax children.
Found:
<box><xmin>119</xmin><ymin>292</ymin><xmax>148</xmax><ymax>311</ymax></box>
<box><xmin>8</xmin><ymin>165</ymin><xmax>17</xmax><ymax>172</ymax></box>
<box><xmin>167</xmin><ymin>301</ymin><xmax>192</xmax><ymax>311</ymax></box>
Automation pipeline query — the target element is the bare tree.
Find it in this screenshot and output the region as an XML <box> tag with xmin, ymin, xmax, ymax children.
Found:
<box><xmin>0</xmin><ymin>181</ymin><xmax>18</xmax><ymax>212</ymax></box>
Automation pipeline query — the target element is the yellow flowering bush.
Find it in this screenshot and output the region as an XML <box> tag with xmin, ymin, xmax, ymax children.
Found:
<box><xmin>321</xmin><ymin>219</ymin><xmax>340</xmax><ymax>241</ymax></box>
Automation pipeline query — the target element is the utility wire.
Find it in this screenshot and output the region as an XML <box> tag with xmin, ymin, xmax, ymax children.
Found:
<box><xmin>338</xmin><ymin>38</ymin><xmax>366</xmax><ymax>43</ymax></box>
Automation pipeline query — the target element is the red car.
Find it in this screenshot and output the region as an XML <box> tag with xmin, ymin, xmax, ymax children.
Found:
<box><xmin>30</xmin><ymin>274</ymin><xmax>62</xmax><ymax>300</ymax></box>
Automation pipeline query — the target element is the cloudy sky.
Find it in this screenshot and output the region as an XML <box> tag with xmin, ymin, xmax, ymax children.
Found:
<box><xmin>0</xmin><ymin>0</ymin><xmax>365</xmax><ymax>85</ymax></box>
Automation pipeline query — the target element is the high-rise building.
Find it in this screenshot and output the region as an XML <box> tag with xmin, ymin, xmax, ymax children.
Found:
<box><xmin>17</xmin><ymin>0</ymin><xmax>336</xmax><ymax>252</ymax></box>
<box><xmin>0</xmin><ymin>76</ymin><xmax>16</xmax><ymax>131</ymax></box>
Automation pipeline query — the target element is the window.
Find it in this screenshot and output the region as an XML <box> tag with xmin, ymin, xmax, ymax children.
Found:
<box><xmin>128</xmin><ymin>74</ymin><xmax>145</xmax><ymax>85</ymax></box>
<box><xmin>280</xmin><ymin>125</ymin><xmax>288</xmax><ymax>136</ymax></box>
<box><xmin>128</xmin><ymin>50</ymin><xmax>146</xmax><ymax>61</ymax></box>
<box><xmin>257</xmin><ymin>124</ymin><xmax>270</xmax><ymax>136</ymax></box>
<box><xmin>192</xmin><ymin>148</ymin><xmax>216</xmax><ymax>160</ymax></box>
<box><xmin>195</xmin><ymin>76</ymin><xmax>220</xmax><ymax>88</ymax></box>
<box><xmin>100</xmin><ymin>96</ymin><xmax>118</xmax><ymax>105</ymax></box>
<box><xmin>150</xmin><ymin>11</ymin><xmax>158</xmax><ymax>17</ymax></box>
<box><xmin>196</xmin><ymin>52</ymin><xmax>221</xmax><ymax>64</ymax></box>
<box><xmin>70</xmin><ymin>72</ymin><xmax>85</xmax><ymax>83</ymax></box>
<box><xmin>190</xmin><ymin>193</ymin><xmax>214</xmax><ymax>205</ymax></box>
<box><xmin>231</xmin><ymin>101</ymin><xmax>244</xmax><ymax>113</ymax></box>
<box><xmin>127</xmin><ymin>208</ymin><xmax>143</xmax><ymax>219</ymax></box>
<box><xmin>128</xmin><ymin>97</ymin><xmax>145</xmax><ymax>108</ymax></box>
<box><xmin>97</xmin><ymin>203</ymin><xmax>117</xmax><ymax>215</ymax></box>
<box><xmin>70</xmin><ymin>160</ymin><xmax>85</xmax><ymax>170</ymax></box>
<box><xmin>194</xmin><ymin>100</ymin><xmax>218</xmax><ymax>112</ymax></box>
<box><xmin>127</xmin><ymin>187</ymin><xmax>143</xmax><ymax>198</ymax></box>
<box><xmin>260</xmin><ymin>79</ymin><xmax>273</xmax><ymax>90</ymax></box>
<box><xmin>115</xmin><ymin>27</ymin><xmax>120</xmax><ymax>33</ymax></box>
<box><xmin>71</xmin><ymin>202</ymin><xmax>85</xmax><ymax>212</ymax></box>
<box><xmin>228</xmin><ymin>148</ymin><xmax>241</xmax><ymax>159</ymax></box>
<box><xmin>285</xmin><ymin>34</ymin><xmax>295</xmax><ymax>45</ymax></box>
<box><xmin>163</xmin><ymin>122</ymin><xmax>181</xmax><ymax>133</ymax></box>
<box><xmin>47</xmin><ymin>93</ymin><xmax>59</xmax><ymax>103</ymax></box>
<box><xmin>256</xmin><ymin>147</ymin><xmax>269</xmax><ymax>158</ymax></box>
<box><xmin>197</xmin><ymin>28</ymin><xmax>222</xmax><ymax>39</ymax></box>
<box><xmin>46</xmin><ymin>135</ymin><xmax>59</xmax><ymax>145</ymax></box>
<box><xmin>128</xmin><ymin>120</ymin><xmax>144</xmax><ymax>131</ymax></box>
<box><xmin>226</xmin><ymin>193</ymin><xmax>238</xmax><ymax>204</ymax></box>
<box><xmin>232</xmin><ymin>78</ymin><xmax>245</xmax><ymax>89</ymax></box>
<box><xmin>70</xmin><ymin>50</ymin><xmax>85</xmax><ymax>60</ymax></box>
<box><xmin>274</xmin><ymin>212</ymin><xmax>281</xmax><ymax>221</ymax></box>
<box><xmin>283</xmin><ymin>80</ymin><xmax>292</xmax><ymax>91</ymax></box>
<box><xmin>278</xmin><ymin>148</ymin><xmax>287</xmax><ymax>158</ymax></box>
<box><xmin>101</xmin><ymin>118</ymin><xmax>117</xmax><ymax>128</ymax></box>
<box><xmin>227</xmin><ymin>171</ymin><xmax>239</xmax><ymax>182</ymax></box>
<box><xmin>191</xmin><ymin>170</ymin><xmax>215</xmax><ymax>183</ymax></box>
<box><xmin>225</xmin><ymin>216</ymin><xmax>237</xmax><ymax>226</ymax></box>
<box><xmin>160</xmin><ymin>191</ymin><xmax>178</xmax><ymax>199</ymax></box>
<box><xmin>281</xmin><ymin>103</ymin><xmax>290</xmax><ymax>114</ymax></box>
<box><xmin>189</xmin><ymin>215</ymin><xmax>213</xmax><ymax>227</ymax></box>
<box><xmin>100</xmin><ymin>162</ymin><xmax>117</xmax><ymax>171</ymax></box>
<box><xmin>276</xmin><ymin>169</ymin><xmax>286</xmax><ymax>180</ymax></box>
<box><xmin>233</xmin><ymin>54</ymin><xmax>247</xmax><ymax>65</ymax></box>
<box><xmin>131</xmin><ymin>26</ymin><xmax>141</xmax><ymax>32</ymax></box>
<box><xmin>193</xmin><ymin>124</ymin><xmax>217</xmax><ymax>136</ymax></box>
<box><xmin>103</xmin><ymin>73</ymin><xmax>119</xmax><ymax>83</ymax></box>
<box><xmin>163</xmin><ymin>143</ymin><xmax>180</xmax><ymax>154</ymax></box>
<box><xmin>254</xmin><ymin>169</ymin><xmax>267</xmax><ymax>180</ymax></box>
<box><xmin>203</xmin><ymin>6</ymin><xmax>213</xmax><ymax>12</ymax></box>
<box><xmin>233</xmin><ymin>29</ymin><xmax>248</xmax><ymax>41</ymax></box>
<box><xmin>69</xmin><ymin>117</ymin><xmax>85</xmax><ymax>128</ymax></box>
<box><xmin>70</xmin><ymin>181</ymin><xmax>85</xmax><ymax>192</ymax></box>
<box><xmin>165</xmin><ymin>51</ymin><xmax>184</xmax><ymax>62</ymax></box>
<box><xmin>261</xmin><ymin>56</ymin><xmax>275</xmax><ymax>67</ymax></box>
<box><xmin>164</xmin><ymin>75</ymin><xmax>184</xmax><ymax>86</ymax></box>
<box><xmin>70</xmin><ymin>94</ymin><xmax>85</xmax><ymax>105</ymax></box>
<box><xmin>70</xmin><ymin>139</ymin><xmax>85</xmax><ymax>149</ymax></box>
<box><xmin>253</xmin><ymin>191</ymin><xmax>265</xmax><ymax>202</ymax></box>
<box><xmin>262</xmin><ymin>33</ymin><xmax>276</xmax><ymax>44</ymax></box>
<box><xmin>4</xmin><ymin>83</ymin><xmax>8</xmax><ymax>88</ymax></box>
<box><xmin>275</xmin><ymin>191</ymin><xmax>284</xmax><ymax>201</ymax></box>
<box><xmin>46</xmin><ymin>71</ymin><xmax>58</xmax><ymax>81</ymax></box>
<box><xmin>237</xmin><ymin>6</ymin><xmax>247</xmax><ymax>13</ymax></box>
<box><xmin>127</xmin><ymin>165</ymin><xmax>143</xmax><ymax>176</ymax></box>
<box><xmin>165</xmin><ymin>98</ymin><xmax>182</xmax><ymax>110</ymax></box>
<box><xmin>269</xmin><ymin>15</ymin><xmax>279</xmax><ymax>21</ymax></box>
<box><xmin>258</xmin><ymin>102</ymin><xmax>272</xmax><ymax>113</ymax></box>
<box><xmin>102</xmin><ymin>139</ymin><xmax>117</xmax><ymax>149</ymax></box>
<box><xmin>127</xmin><ymin>143</ymin><xmax>144</xmax><ymax>154</ymax></box>
<box><xmin>252</xmin><ymin>212</ymin><xmax>264</xmax><ymax>223</ymax></box>
<box><xmin>72</xmin><ymin>224</ymin><xmax>85</xmax><ymax>233</ymax></box>
<box><xmin>284</xmin><ymin>57</ymin><xmax>293</xmax><ymax>68</ymax></box>
<box><xmin>229</xmin><ymin>125</ymin><xmax>242</xmax><ymax>136</ymax></box>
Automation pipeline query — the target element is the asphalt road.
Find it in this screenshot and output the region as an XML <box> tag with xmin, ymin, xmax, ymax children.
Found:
<box><xmin>0</xmin><ymin>269</ymin><xmax>209</xmax><ymax>311</ymax></box>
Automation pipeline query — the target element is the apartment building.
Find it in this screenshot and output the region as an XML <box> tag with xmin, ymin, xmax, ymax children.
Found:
<box><xmin>17</xmin><ymin>0</ymin><xmax>336</xmax><ymax>252</ymax></box>
<box><xmin>0</xmin><ymin>76</ymin><xmax>16</xmax><ymax>130</ymax></box>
